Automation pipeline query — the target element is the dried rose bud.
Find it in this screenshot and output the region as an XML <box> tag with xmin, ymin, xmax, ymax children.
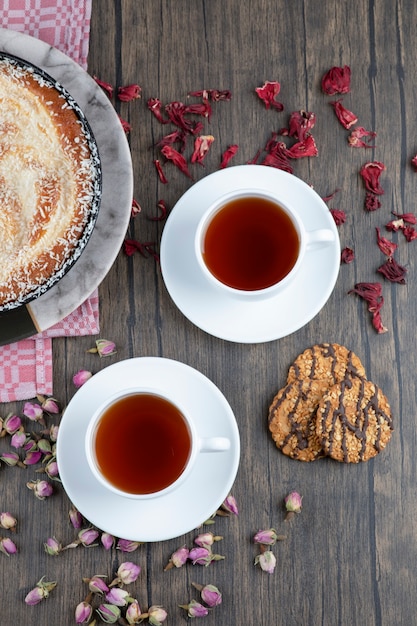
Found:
<box><xmin>73</xmin><ymin>370</ymin><xmax>93</xmax><ymax>388</ymax></box>
<box><xmin>45</xmin><ymin>459</ymin><xmax>59</xmax><ymax>479</ymax></box>
<box><xmin>37</xmin><ymin>438</ymin><xmax>52</xmax><ymax>455</ymax></box>
<box><xmin>0</xmin><ymin>536</ymin><xmax>17</xmax><ymax>556</ymax></box>
<box><xmin>26</xmin><ymin>479</ymin><xmax>53</xmax><ymax>500</ymax></box>
<box><xmin>88</xmin><ymin>338</ymin><xmax>117</xmax><ymax>358</ymax></box>
<box><xmin>78</xmin><ymin>527</ymin><xmax>99</xmax><ymax>547</ymax></box>
<box><xmin>23</xmin><ymin>449</ymin><xmax>42</xmax><ymax>466</ymax></box>
<box><xmin>113</xmin><ymin>561</ymin><xmax>141</xmax><ymax>585</ymax></box>
<box><xmin>253</xmin><ymin>528</ymin><xmax>279</xmax><ymax>546</ymax></box>
<box><xmin>126</xmin><ymin>599</ymin><xmax>141</xmax><ymax>624</ymax></box>
<box><xmin>164</xmin><ymin>545</ymin><xmax>189</xmax><ymax>570</ymax></box>
<box><xmin>44</xmin><ymin>536</ymin><xmax>62</xmax><ymax>556</ymax></box>
<box><xmin>148</xmin><ymin>605</ymin><xmax>168</xmax><ymax>625</ymax></box>
<box><xmin>285</xmin><ymin>491</ymin><xmax>303</xmax><ymax>517</ymax></box>
<box><xmin>24</xmin><ymin>577</ymin><xmax>57</xmax><ymax>605</ymax></box>
<box><xmin>105</xmin><ymin>587</ymin><xmax>132</xmax><ymax>607</ymax></box>
<box><xmin>101</xmin><ymin>532</ymin><xmax>115</xmax><ymax>550</ymax></box>
<box><xmin>200</xmin><ymin>584</ymin><xmax>222</xmax><ymax>607</ymax></box>
<box><xmin>23</xmin><ymin>402</ymin><xmax>44</xmax><ymax>422</ymax></box>
<box><xmin>96</xmin><ymin>603</ymin><xmax>121</xmax><ymax>623</ymax></box>
<box><xmin>0</xmin><ymin>512</ymin><xmax>17</xmax><ymax>531</ymax></box>
<box><xmin>3</xmin><ymin>414</ymin><xmax>21</xmax><ymax>434</ymax></box>
<box><xmin>255</xmin><ymin>80</ymin><xmax>284</xmax><ymax>111</ymax></box>
<box><xmin>116</xmin><ymin>539</ymin><xmax>143</xmax><ymax>552</ymax></box>
<box><xmin>68</xmin><ymin>506</ymin><xmax>83</xmax><ymax>529</ymax></box>
<box><xmin>0</xmin><ymin>451</ymin><xmax>20</xmax><ymax>466</ymax></box>
<box><xmin>10</xmin><ymin>428</ymin><xmax>27</xmax><ymax>449</ymax></box>
<box><xmin>341</xmin><ymin>247</ymin><xmax>355</xmax><ymax>264</ymax></box>
<box><xmin>194</xmin><ymin>532</ymin><xmax>222</xmax><ymax>548</ymax></box>
<box><xmin>254</xmin><ymin>549</ymin><xmax>276</xmax><ymax>574</ymax></box>
<box><xmin>39</xmin><ymin>396</ymin><xmax>60</xmax><ymax>414</ymax></box>
<box><xmin>83</xmin><ymin>574</ymin><xmax>109</xmax><ymax>594</ymax></box>
<box><xmin>189</xmin><ymin>547</ymin><xmax>225</xmax><ymax>566</ymax></box>
<box><xmin>118</xmin><ymin>83</ymin><xmax>142</xmax><ymax>101</ymax></box>
<box><xmin>321</xmin><ymin>65</ymin><xmax>351</xmax><ymax>95</ymax></box>
<box><xmin>179</xmin><ymin>599</ymin><xmax>209</xmax><ymax>618</ymax></box>
<box><xmin>48</xmin><ymin>424</ymin><xmax>59</xmax><ymax>442</ymax></box>
<box><xmin>75</xmin><ymin>600</ymin><xmax>93</xmax><ymax>624</ymax></box>
<box><xmin>221</xmin><ymin>493</ymin><xmax>239</xmax><ymax>515</ymax></box>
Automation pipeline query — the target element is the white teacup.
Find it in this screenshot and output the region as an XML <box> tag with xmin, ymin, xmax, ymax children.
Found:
<box><xmin>85</xmin><ymin>388</ymin><xmax>230</xmax><ymax>500</ymax></box>
<box><xmin>195</xmin><ymin>189</ymin><xmax>335</xmax><ymax>300</ymax></box>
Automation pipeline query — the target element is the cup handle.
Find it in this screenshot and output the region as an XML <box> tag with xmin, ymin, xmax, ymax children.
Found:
<box><xmin>305</xmin><ymin>228</ymin><xmax>335</xmax><ymax>248</ymax></box>
<box><xmin>200</xmin><ymin>437</ymin><xmax>231</xmax><ymax>453</ymax></box>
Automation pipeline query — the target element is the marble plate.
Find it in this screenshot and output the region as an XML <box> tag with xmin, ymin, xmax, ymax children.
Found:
<box><xmin>160</xmin><ymin>165</ymin><xmax>341</xmax><ymax>343</ymax></box>
<box><xmin>0</xmin><ymin>28</ymin><xmax>133</xmax><ymax>345</ymax></box>
<box><xmin>56</xmin><ymin>358</ymin><xmax>240</xmax><ymax>542</ymax></box>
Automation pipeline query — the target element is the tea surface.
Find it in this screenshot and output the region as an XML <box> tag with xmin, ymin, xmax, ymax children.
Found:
<box><xmin>94</xmin><ymin>393</ymin><xmax>192</xmax><ymax>494</ymax></box>
<box><xmin>202</xmin><ymin>196</ymin><xmax>300</xmax><ymax>290</ymax></box>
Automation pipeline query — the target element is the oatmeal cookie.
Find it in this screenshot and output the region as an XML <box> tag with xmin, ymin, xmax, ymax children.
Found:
<box><xmin>287</xmin><ymin>343</ymin><xmax>366</xmax><ymax>387</ymax></box>
<box><xmin>268</xmin><ymin>378</ymin><xmax>328</xmax><ymax>461</ymax></box>
<box><xmin>316</xmin><ymin>375</ymin><xmax>393</xmax><ymax>463</ymax></box>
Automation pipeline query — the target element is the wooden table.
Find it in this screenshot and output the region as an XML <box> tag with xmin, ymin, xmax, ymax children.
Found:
<box><xmin>2</xmin><ymin>1</ymin><xmax>417</xmax><ymax>623</ymax></box>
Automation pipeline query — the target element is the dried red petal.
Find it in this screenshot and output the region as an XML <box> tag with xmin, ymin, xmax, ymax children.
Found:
<box><xmin>183</xmin><ymin>102</ymin><xmax>212</xmax><ymax>120</ymax></box>
<box><xmin>411</xmin><ymin>155</ymin><xmax>417</xmax><ymax>171</ymax></box>
<box><xmin>148</xmin><ymin>98</ymin><xmax>169</xmax><ymax>124</ymax></box>
<box><xmin>118</xmin><ymin>84</ymin><xmax>142</xmax><ymax>102</ymax></box>
<box><xmin>341</xmin><ymin>247</ymin><xmax>355</xmax><ymax>263</ymax></box>
<box><xmin>131</xmin><ymin>198</ymin><xmax>142</xmax><ymax>217</ymax></box>
<box><xmin>285</xmin><ymin>110</ymin><xmax>316</xmax><ymax>142</ymax></box>
<box><xmin>360</xmin><ymin>162</ymin><xmax>386</xmax><ymax>195</ymax></box>
<box><xmin>255</xmin><ymin>81</ymin><xmax>284</xmax><ymax>111</ymax></box>
<box><xmin>403</xmin><ymin>226</ymin><xmax>417</xmax><ymax>242</ymax></box>
<box><xmin>392</xmin><ymin>211</ymin><xmax>417</xmax><ymax>224</ymax></box>
<box><xmin>220</xmin><ymin>145</ymin><xmax>238</xmax><ymax>169</ymax></box>
<box><xmin>188</xmin><ymin>89</ymin><xmax>232</xmax><ymax>101</ymax></box>
<box><xmin>161</xmin><ymin>145</ymin><xmax>193</xmax><ymax>179</ymax></box>
<box><xmin>118</xmin><ymin>116</ymin><xmax>132</xmax><ymax>134</ymax></box>
<box><xmin>153</xmin><ymin>159</ymin><xmax>168</xmax><ymax>184</ymax></box>
<box><xmin>321</xmin><ymin>66</ymin><xmax>351</xmax><ymax>95</ymax></box>
<box><xmin>322</xmin><ymin>189</ymin><xmax>341</xmax><ymax>203</ymax></box>
<box><xmin>348</xmin><ymin>282</ymin><xmax>387</xmax><ymax>334</ymax></box>
<box><xmin>348</xmin><ymin>127</ymin><xmax>376</xmax><ymax>148</ymax></box>
<box><xmin>261</xmin><ymin>139</ymin><xmax>293</xmax><ymax>173</ymax></box>
<box><xmin>330</xmin><ymin>99</ymin><xmax>358</xmax><ymax>129</ymax></box>
<box><xmin>376</xmin><ymin>227</ymin><xmax>397</xmax><ymax>257</ymax></box>
<box><xmin>148</xmin><ymin>200</ymin><xmax>168</xmax><ymax>222</ymax></box>
<box><xmin>191</xmin><ymin>135</ymin><xmax>215</xmax><ymax>165</ymax></box>
<box><xmin>377</xmin><ymin>257</ymin><xmax>407</xmax><ymax>284</ymax></box>
<box><xmin>165</xmin><ymin>101</ymin><xmax>203</xmax><ymax>134</ymax></box>
<box><xmin>330</xmin><ymin>209</ymin><xmax>346</xmax><ymax>226</ymax></box>
<box><xmin>364</xmin><ymin>192</ymin><xmax>382</xmax><ymax>211</ymax></box>
<box><xmin>123</xmin><ymin>239</ymin><xmax>159</xmax><ymax>263</ymax></box>
<box><xmin>93</xmin><ymin>76</ymin><xmax>114</xmax><ymax>98</ymax></box>
<box><xmin>385</xmin><ymin>218</ymin><xmax>404</xmax><ymax>232</ymax></box>
<box><xmin>286</xmin><ymin>135</ymin><xmax>318</xmax><ymax>158</ymax></box>
<box><xmin>156</xmin><ymin>130</ymin><xmax>187</xmax><ymax>153</ymax></box>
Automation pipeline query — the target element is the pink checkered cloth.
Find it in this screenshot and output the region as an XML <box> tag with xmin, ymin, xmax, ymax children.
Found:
<box><xmin>0</xmin><ymin>0</ymin><xmax>99</xmax><ymax>403</ymax></box>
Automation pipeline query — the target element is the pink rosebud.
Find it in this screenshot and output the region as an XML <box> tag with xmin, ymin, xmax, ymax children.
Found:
<box><xmin>73</xmin><ymin>370</ymin><xmax>93</xmax><ymax>388</ymax></box>
<box><xmin>37</xmin><ymin>438</ymin><xmax>52</xmax><ymax>455</ymax></box>
<box><xmin>97</xmin><ymin>603</ymin><xmax>121</xmax><ymax>623</ymax></box>
<box><xmin>3</xmin><ymin>414</ymin><xmax>21</xmax><ymax>434</ymax></box>
<box><xmin>23</xmin><ymin>402</ymin><xmax>44</xmax><ymax>422</ymax></box>
<box><xmin>285</xmin><ymin>491</ymin><xmax>303</xmax><ymax>520</ymax></box>
<box><xmin>24</xmin><ymin>577</ymin><xmax>57</xmax><ymax>605</ymax></box>
<box><xmin>148</xmin><ymin>605</ymin><xmax>168</xmax><ymax>625</ymax></box>
<box><xmin>0</xmin><ymin>536</ymin><xmax>17</xmax><ymax>556</ymax></box>
<box><xmin>188</xmin><ymin>546</ymin><xmax>212</xmax><ymax>565</ymax></box>
<box><xmin>44</xmin><ymin>536</ymin><xmax>62</xmax><ymax>556</ymax></box>
<box><xmin>115</xmin><ymin>561</ymin><xmax>141</xmax><ymax>585</ymax></box>
<box><xmin>10</xmin><ymin>428</ymin><xmax>27</xmax><ymax>449</ymax></box>
<box><xmin>194</xmin><ymin>532</ymin><xmax>222</xmax><ymax>548</ymax></box>
<box><xmin>180</xmin><ymin>600</ymin><xmax>209</xmax><ymax>618</ymax></box>
<box><xmin>26</xmin><ymin>479</ymin><xmax>54</xmax><ymax>500</ymax></box>
<box><xmin>40</xmin><ymin>396</ymin><xmax>60</xmax><ymax>414</ymax></box>
<box><xmin>84</xmin><ymin>575</ymin><xmax>109</xmax><ymax>594</ymax></box>
<box><xmin>75</xmin><ymin>600</ymin><xmax>93</xmax><ymax>624</ymax></box>
<box><xmin>0</xmin><ymin>512</ymin><xmax>17</xmax><ymax>531</ymax></box>
<box><xmin>78</xmin><ymin>527</ymin><xmax>99</xmax><ymax>547</ymax></box>
<box><xmin>126</xmin><ymin>599</ymin><xmax>141</xmax><ymax>624</ymax></box>
<box><xmin>69</xmin><ymin>507</ymin><xmax>84</xmax><ymax>529</ymax></box>
<box><xmin>221</xmin><ymin>494</ymin><xmax>239</xmax><ymax>515</ymax></box>
<box><xmin>45</xmin><ymin>460</ymin><xmax>59</xmax><ymax>479</ymax></box>
<box><xmin>101</xmin><ymin>532</ymin><xmax>115</xmax><ymax>550</ymax></box>
<box><xmin>23</xmin><ymin>449</ymin><xmax>42</xmax><ymax>465</ymax></box>
<box><xmin>254</xmin><ymin>549</ymin><xmax>276</xmax><ymax>574</ymax></box>
<box><xmin>201</xmin><ymin>584</ymin><xmax>222</xmax><ymax>607</ymax></box>
<box><xmin>164</xmin><ymin>545</ymin><xmax>189</xmax><ymax>570</ymax></box>
<box><xmin>48</xmin><ymin>424</ymin><xmax>59</xmax><ymax>442</ymax></box>
<box><xmin>95</xmin><ymin>338</ymin><xmax>117</xmax><ymax>357</ymax></box>
<box><xmin>117</xmin><ymin>539</ymin><xmax>142</xmax><ymax>552</ymax></box>
<box><xmin>0</xmin><ymin>451</ymin><xmax>19</xmax><ymax>466</ymax></box>
<box><xmin>105</xmin><ymin>587</ymin><xmax>131</xmax><ymax>607</ymax></box>
<box><xmin>253</xmin><ymin>529</ymin><xmax>279</xmax><ymax>546</ymax></box>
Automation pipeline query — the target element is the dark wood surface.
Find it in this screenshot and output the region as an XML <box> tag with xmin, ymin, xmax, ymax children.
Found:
<box><xmin>2</xmin><ymin>0</ymin><xmax>417</xmax><ymax>624</ymax></box>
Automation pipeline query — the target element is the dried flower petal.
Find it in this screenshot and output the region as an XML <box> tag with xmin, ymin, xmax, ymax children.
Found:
<box><xmin>191</xmin><ymin>135</ymin><xmax>215</xmax><ymax>165</ymax></box>
<box><xmin>119</xmin><ymin>116</ymin><xmax>132</xmax><ymax>134</ymax></box>
<box><xmin>364</xmin><ymin>192</ymin><xmax>382</xmax><ymax>212</ymax></box>
<box><xmin>348</xmin><ymin>282</ymin><xmax>388</xmax><ymax>334</ymax></box>
<box><xmin>188</xmin><ymin>89</ymin><xmax>232</xmax><ymax>101</ymax></box>
<box><xmin>255</xmin><ymin>80</ymin><xmax>284</xmax><ymax>111</ymax></box>
<box><xmin>392</xmin><ymin>211</ymin><xmax>417</xmax><ymax>224</ymax></box>
<box><xmin>153</xmin><ymin>159</ymin><xmax>168</xmax><ymax>184</ymax></box>
<box><xmin>148</xmin><ymin>199</ymin><xmax>168</xmax><ymax>222</ymax></box>
<box><xmin>73</xmin><ymin>370</ymin><xmax>92</xmax><ymax>388</ymax></box>
<box><xmin>282</xmin><ymin>110</ymin><xmax>316</xmax><ymax>141</ymax></box>
<box><xmin>148</xmin><ymin>98</ymin><xmax>169</xmax><ymax>124</ymax></box>
<box><xmin>377</xmin><ymin>257</ymin><xmax>407</xmax><ymax>284</ymax></box>
<box><xmin>254</xmin><ymin>549</ymin><xmax>276</xmax><ymax>574</ymax></box>
<box><xmin>161</xmin><ymin>145</ymin><xmax>193</xmax><ymax>179</ymax></box>
<box><xmin>321</xmin><ymin>65</ymin><xmax>351</xmax><ymax>95</ymax></box>
<box><xmin>376</xmin><ymin>227</ymin><xmax>397</xmax><ymax>257</ymax></box>
<box><xmin>330</xmin><ymin>99</ymin><xmax>358</xmax><ymax>129</ymax></box>
<box><xmin>403</xmin><ymin>226</ymin><xmax>417</xmax><ymax>242</ymax></box>
<box><xmin>348</xmin><ymin>126</ymin><xmax>376</xmax><ymax>148</ymax></box>
<box><xmin>118</xmin><ymin>84</ymin><xmax>141</xmax><ymax>101</ymax></box>
<box><xmin>341</xmin><ymin>247</ymin><xmax>355</xmax><ymax>264</ymax></box>
<box><xmin>360</xmin><ymin>161</ymin><xmax>386</xmax><ymax>195</ymax></box>
<box><xmin>330</xmin><ymin>209</ymin><xmax>346</xmax><ymax>226</ymax></box>
<box><xmin>131</xmin><ymin>198</ymin><xmax>142</xmax><ymax>217</ymax></box>
<box><xmin>184</xmin><ymin>101</ymin><xmax>212</xmax><ymax>120</ymax></box>
<box><xmin>165</xmin><ymin>101</ymin><xmax>203</xmax><ymax>134</ymax></box>
<box><xmin>286</xmin><ymin>135</ymin><xmax>318</xmax><ymax>158</ymax></box>
<box><xmin>220</xmin><ymin>144</ymin><xmax>238</xmax><ymax>168</ymax></box>
<box><xmin>94</xmin><ymin>76</ymin><xmax>114</xmax><ymax>98</ymax></box>
<box><xmin>156</xmin><ymin>130</ymin><xmax>187</xmax><ymax>152</ymax></box>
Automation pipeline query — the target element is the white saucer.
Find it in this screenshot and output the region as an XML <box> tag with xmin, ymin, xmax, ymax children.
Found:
<box><xmin>56</xmin><ymin>358</ymin><xmax>240</xmax><ymax>542</ymax></box>
<box><xmin>160</xmin><ymin>165</ymin><xmax>341</xmax><ymax>343</ymax></box>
